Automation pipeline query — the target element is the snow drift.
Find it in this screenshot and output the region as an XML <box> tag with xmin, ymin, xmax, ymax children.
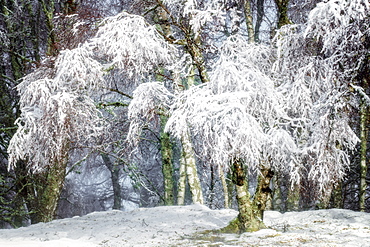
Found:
<box><xmin>0</xmin><ymin>204</ymin><xmax>369</xmax><ymax>246</ymax></box>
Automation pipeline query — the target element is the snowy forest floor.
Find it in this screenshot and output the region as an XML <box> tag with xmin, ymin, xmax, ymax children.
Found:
<box><xmin>0</xmin><ymin>204</ymin><xmax>369</xmax><ymax>246</ymax></box>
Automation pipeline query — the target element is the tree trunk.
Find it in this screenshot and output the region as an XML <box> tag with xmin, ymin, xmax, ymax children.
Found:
<box><xmin>254</xmin><ymin>0</ymin><xmax>265</xmax><ymax>43</ymax></box>
<box><xmin>359</xmin><ymin>98</ymin><xmax>368</xmax><ymax>211</ymax></box>
<box><xmin>39</xmin><ymin>0</ymin><xmax>58</xmax><ymax>56</ymax></box>
<box><xmin>185</xmin><ymin>31</ymin><xmax>209</xmax><ymax>84</ymax></box>
<box><xmin>243</xmin><ymin>0</ymin><xmax>255</xmax><ymax>43</ymax></box>
<box><xmin>18</xmin><ymin>159</ymin><xmax>67</xmax><ymax>224</ymax></box>
<box><xmin>330</xmin><ymin>182</ymin><xmax>343</xmax><ymax>209</ymax></box>
<box><xmin>275</xmin><ymin>0</ymin><xmax>291</xmax><ymax>29</ymax></box>
<box><xmin>252</xmin><ymin>166</ymin><xmax>274</xmax><ymax>220</ymax></box>
<box><xmin>160</xmin><ymin>115</ymin><xmax>175</xmax><ymax>205</ymax></box>
<box><xmin>101</xmin><ymin>153</ymin><xmax>122</xmax><ymax>210</ymax></box>
<box><xmin>153</xmin><ymin>6</ymin><xmax>176</xmax><ymax>205</ymax></box>
<box><xmin>177</xmin><ymin>159</ymin><xmax>187</xmax><ymax>205</ymax></box>
<box><xmin>219</xmin><ymin>166</ymin><xmax>229</xmax><ymax>209</ymax></box>
<box><xmin>181</xmin><ymin>132</ymin><xmax>204</xmax><ymax>204</ymax></box>
<box><xmin>222</xmin><ymin>159</ymin><xmax>265</xmax><ymax>233</ymax></box>
<box><xmin>286</xmin><ymin>186</ymin><xmax>300</xmax><ymax>211</ymax></box>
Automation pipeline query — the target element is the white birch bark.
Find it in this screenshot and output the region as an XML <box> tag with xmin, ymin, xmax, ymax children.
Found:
<box><xmin>181</xmin><ymin>131</ymin><xmax>204</xmax><ymax>204</ymax></box>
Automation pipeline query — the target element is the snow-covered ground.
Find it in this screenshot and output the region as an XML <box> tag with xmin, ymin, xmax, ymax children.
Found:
<box><xmin>0</xmin><ymin>204</ymin><xmax>369</xmax><ymax>246</ymax></box>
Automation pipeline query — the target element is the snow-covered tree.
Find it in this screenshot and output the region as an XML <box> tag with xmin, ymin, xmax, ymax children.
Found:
<box><xmin>165</xmin><ymin>35</ymin><xmax>297</xmax><ymax>231</ymax></box>
<box><xmin>273</xmin><ymin>0</ymin><xmax>368</xmax><ymax>206</ymax></box>
<box><xmin>7</xmin><ymin>11</ymin><xmax>174</xmax><ymax>223</ymax></box>
<box><xmin>7</xmin><ymin>0</ymin><xmax>368</xmax><ymax>229</ymax></box>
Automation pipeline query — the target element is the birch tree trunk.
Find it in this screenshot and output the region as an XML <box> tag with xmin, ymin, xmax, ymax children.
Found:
<box><xmin>359</xmin><ymin>99</ymin><xmax>368</xmax><ymax>211</ymax></box>
<box><xmin>243</xmin><ymin>0</ymin><xmax>255</xmax><ymax>43</ymax></box>
<box><xmin>222</xmin><ymin>159</ymin><xmax>265</xmax><ymax>233</ymax></box>
<box><xmin>219</xmin><ymin>166</ymin><xmax>229</xmax><ymax>209</ymax></box>
<box><xmin>177</xmin><ymin>158</ymin><xmax>187</xmax><ymax>205</ymax></box>
<box><xmin>181</xmin><ymin>132</ymin><xmax>204</xmax><ymax>204</ymax></box>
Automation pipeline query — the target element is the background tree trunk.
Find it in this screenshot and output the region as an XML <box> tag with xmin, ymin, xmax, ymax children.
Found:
<box><xmin>254</xmin><ymin>0</ymin><xmax>265</xmax><ymax>42</ymax></box>
<box><xmin>160</xmin><ymin>115</ymin><xmax>175</xmax><ymax>205</ymax></box>
<box><xmin>101</xmin><ymin>154</ymin><xmax>122</xmax><ymax>210</ymax></box>
<box><xmin>181</xmin><ymin>132</ymin><xmax>204</xmax><ymax>204</ymax></box>
<box><xmin>275</xmin><ymin>0</ymin><xmax>291</xmax><ymax>28</ymax></box>
<box><xmin>243</xmin><ymin>0</ymin><xmax>255</xmax><ymax>43</ymax></box>
<box><xmin>359</xmin><ymin>96</ymin><xmax>369</xmax><ymax>211</ymax></box>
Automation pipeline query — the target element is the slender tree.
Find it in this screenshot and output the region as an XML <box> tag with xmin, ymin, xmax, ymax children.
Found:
<box><xmin>273</xmin><ymin>0</ymin><xmax>368</xmax><ymax>206</ymax></box>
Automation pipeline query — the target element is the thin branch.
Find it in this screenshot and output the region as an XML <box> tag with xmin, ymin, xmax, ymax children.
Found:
<box><xmin>107</xmin><ymin>88</ymin><xmax>133</xmax><ymax>99</ymax></box>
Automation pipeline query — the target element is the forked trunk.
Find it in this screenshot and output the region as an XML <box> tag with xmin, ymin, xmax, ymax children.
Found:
<box><xmin>222</xmin><ymin>159</ymin><xmax>270</xmax><ymax>233</ymax></box>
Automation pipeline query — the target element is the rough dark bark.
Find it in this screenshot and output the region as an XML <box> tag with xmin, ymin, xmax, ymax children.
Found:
<box><xmin>254</xmin><ymin>0</ymin><xmax>265</xmax><ymax>42</ymax></box>
<box><xmin>252</xmin><ymin>166</ymin><xmax>274</xmax><ymax>220</ymax></box>
<box><xmin>16</xmin><ymin>159</ymin><xmax>68</xmax><ymax>223</ymax></box>
<box><xmin>275</xmin><ymin>0</ymin><xmax>291</xmax><ymax>28</ymax></box>
<box><xmin>101</xmin><ymin>153</ymin><xmax>122</xmax><ymax>210</ymax></box>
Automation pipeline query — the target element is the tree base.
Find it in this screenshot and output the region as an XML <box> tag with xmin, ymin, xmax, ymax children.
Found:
<box><xmin>218</xmin><ymin>217</ymin><xmax>265</xmax><ymax>234</ymax></box>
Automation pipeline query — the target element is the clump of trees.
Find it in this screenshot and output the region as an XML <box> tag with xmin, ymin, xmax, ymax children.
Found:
<box><xmin>1</xmin><ymin>0</ymin><xmax>369</xmax><ymax>232</ymax></box>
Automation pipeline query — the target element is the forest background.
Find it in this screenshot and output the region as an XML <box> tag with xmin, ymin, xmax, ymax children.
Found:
<box><xmin>0</xmin><ymin>0</ymin><xmax>369</xmax><ymax>232</ymax></box>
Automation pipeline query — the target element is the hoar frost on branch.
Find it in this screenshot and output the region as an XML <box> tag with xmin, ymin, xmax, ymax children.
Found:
<box><xmin>8</xmin><ymin>77</ymin><xmax>102</xmax><ymax>171</ymax></box>
<box><xmin>0</xmin><ymin>30</ymin><xmax>9</xmax><ymax>47</ymax></box>
<box><xmin>272</xmin><ymin>0</ymin><xmax>366</xmax><ymax>190</ymax></box>
<box><xmin>91</xmin><ymin>12</ymin><xmax>175</xmax><ymax>79</ymax></box>
<box><xmin>127</xmin><ymin>82</ymin><xmax>173</xmax><ymax>145</ymax></box>
<box><xmin>162</xmin><ymin>0</ymin><xmax>225</xmax><ymax>34</ymax></box>
<box><xmin>8</xmin><ymin>11</ymin><xmax>175</xmax><ymax>171</ymax></box>
<box><xmin>166</xmin><ymin>35</ymin><xmax>298</xmax><ymax>176</ymax></box>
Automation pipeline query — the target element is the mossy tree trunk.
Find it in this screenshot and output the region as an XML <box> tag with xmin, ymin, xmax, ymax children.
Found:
<box><xmin>252</xmin><ymin>166</ymin><xmax>274</xmax><ymax>220</ymax></box>
<box><xmin>177</xmin><ymin>158</ymin><xmax>187</xmax><ymax>205</ymax></box>
<box><xmin>160</xmin><ymin>115</ymin><xmax>175</xmax><ymax>205</ymax></box>
<box><xmin>17</xmin><ymin>158</ymin><xmax>68</xmax><ymax>224</ymax></box>
<box><xmin>222</xmin><ymin>159</ymin><xmax>267</xmax><ymax>233</ymax></box>
<box><xmin>286</xmin><ymin>184</ymin><xmax>300</xmax><ymax>211</ymax></box>
<box><xmin>39</xmin><ymin>0</ymin><xmax>58</xmax><ymax>56</ymax></box>
<box><xmin>275</xmin><ymin>0</ymin><xmax>291</xmax><ymax>28</ymax></box>
<box><xmin>153</xmin><ymin>8</ymin><xmax>176</xmax><ymax>206</ymax></box>
<box><xmin>357</xmin><ymin>33</ymin><xmax>370</xmax><ymax>212</ymax></box>
<box><xmin>330</xmin><ymin>182</ymin><xmax>343</xmax><ymax>209</ymax></box>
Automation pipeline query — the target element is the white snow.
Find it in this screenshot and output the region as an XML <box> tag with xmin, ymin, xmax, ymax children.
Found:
<box><xmin>0</xmin><ymin>205</ymin><xmax>369</xmax><ymax>246</ymax></box>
